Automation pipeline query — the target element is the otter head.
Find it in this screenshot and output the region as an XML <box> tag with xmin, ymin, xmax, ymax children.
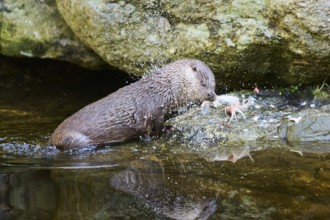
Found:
<box><xmin>185</xmin><ymin>60</ymin><xmax>216</xmax><ymax>102</ymax></box>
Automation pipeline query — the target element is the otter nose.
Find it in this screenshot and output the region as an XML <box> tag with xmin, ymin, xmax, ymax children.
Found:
<box><xmin>208</xmin><ymin>92</ymin><xmax>216</xmax><ymax>101</ymax></box>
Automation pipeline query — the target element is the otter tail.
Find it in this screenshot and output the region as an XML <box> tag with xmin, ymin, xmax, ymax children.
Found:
<box><xmin>49</xmin><ymin>130</ymin><xmax>91</xmax><ymax>149</ymax></box>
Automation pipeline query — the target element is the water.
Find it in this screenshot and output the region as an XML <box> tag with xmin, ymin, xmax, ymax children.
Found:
<box><xmin>0</xmin><ymin>57</ymin><xmax>329</xmax><ymax>219</ymax></box>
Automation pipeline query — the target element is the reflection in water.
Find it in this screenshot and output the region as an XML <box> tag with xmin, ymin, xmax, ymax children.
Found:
<box><xmin>0</xmin><ymin>174</ymin><xmax>11</xmax><ymax>213</ymax></box>
<box><xmin>0</xmin><ymin>147</ymin><xmax>329</xmax><ymax>219</ymax></box>
<box><xmin>203</xmin><ymin>144</ymin><xmax>254</xmax><ymax>163</ymax></box>
<box><xmin>0</xmin><ymin>170</ymin><xmax>58</xmax><ymax>220</ymax></box>
<box><xmin>111</xmin><ymin>159</ymin><xmax>218</xmax><ymax>220</ymax></box>
<box><xmin>1</xmin><ymin>56</ymin><xmax>330</xmax><ymax>219</ymax></box>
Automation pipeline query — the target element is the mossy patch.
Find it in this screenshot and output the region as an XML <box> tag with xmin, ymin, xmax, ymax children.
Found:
<box><xmin>312</xmin><ymin>81</ymin><xmax>329</xmax><ymax>99</ymax></box>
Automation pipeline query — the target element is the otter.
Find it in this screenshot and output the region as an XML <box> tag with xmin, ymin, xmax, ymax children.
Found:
<box><xmin>49</xmin><ymin>59</ymin><xmax>216</xmax><ymax>149</ymax></box>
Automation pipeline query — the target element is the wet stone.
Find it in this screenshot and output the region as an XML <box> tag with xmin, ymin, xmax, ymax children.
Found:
<box><xmin>279</xmin><ymin>106</ymin><xmax>330</xmax><ymax>142</ymax></box>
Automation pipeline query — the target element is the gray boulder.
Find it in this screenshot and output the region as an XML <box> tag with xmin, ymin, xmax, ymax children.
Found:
<box><xmin>56</xmin><ymin>0</ymin><xmax>330</xmax><ymax>86</ymax></box>
<box><xmin>279</xmin><ymin>104</ymin><xmax>330</xmax><ymax>142</ymax></box>
<box><xmin>1</xmin><ymin>0</ymin><xmax>106</xmax><ymax>69</ymax></box>
<box><xmin>1</xmin><ymin>0</ymin><xmax>329</xmax><ymax>87</ymax></box>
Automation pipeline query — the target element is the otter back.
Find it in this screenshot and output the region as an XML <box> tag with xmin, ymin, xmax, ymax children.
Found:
<box><xmin>49</xmin><ymin>59</ymin><xmax>216</xmax><ymax>149</ymax></box>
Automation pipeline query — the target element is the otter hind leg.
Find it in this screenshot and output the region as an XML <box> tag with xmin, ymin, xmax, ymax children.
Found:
<box><xmin>50</xmin><ymin>131</ymin><xmax>91</xmax><ymax>149</ymax></box>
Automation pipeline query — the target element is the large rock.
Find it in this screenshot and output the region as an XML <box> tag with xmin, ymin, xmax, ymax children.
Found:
<box><xmin>161</xmin><ymin>91</ymin><xmax>330</xmax><ymax>158</ymax></box>
<box><xmin>1</xmin><ymin>0</ymin><xmax>329</xmax><ymax>87</ymax></box>
<box><xmin>279</xmin><ymin>104</ymin><xmax>330</xmax><ymax>142</ymax></box>
<box><xmin>1</xmin><ymin>0</ymin><xmax>106</xmax><ymax>69</ymax></box>
<box><xmin>56</xmin><ymin>0</ymin><xmax>330</xmax><ymax>87</ymax></box>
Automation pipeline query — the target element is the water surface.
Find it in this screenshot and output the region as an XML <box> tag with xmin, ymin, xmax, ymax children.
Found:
<box><xmin>0</xmin><ymin>57</ymin><xmax>329</xmax><ymax>219</ymax></box>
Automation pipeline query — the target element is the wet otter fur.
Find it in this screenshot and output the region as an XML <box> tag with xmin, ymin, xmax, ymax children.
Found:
<box><xmin>49</xmin><ymin>59</ymin><xmax>216</xmax><ymax>149</ymax></box>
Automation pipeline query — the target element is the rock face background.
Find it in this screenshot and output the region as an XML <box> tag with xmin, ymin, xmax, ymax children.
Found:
<box><xmin>1</xmin><ymin>0</ymin><xmax>330</xmax><ymax>88</ymax></box>
<box><xmin>1</xmin><ymin>0</ymin><xmax>106</xmax><ymax>69</ymax></box>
